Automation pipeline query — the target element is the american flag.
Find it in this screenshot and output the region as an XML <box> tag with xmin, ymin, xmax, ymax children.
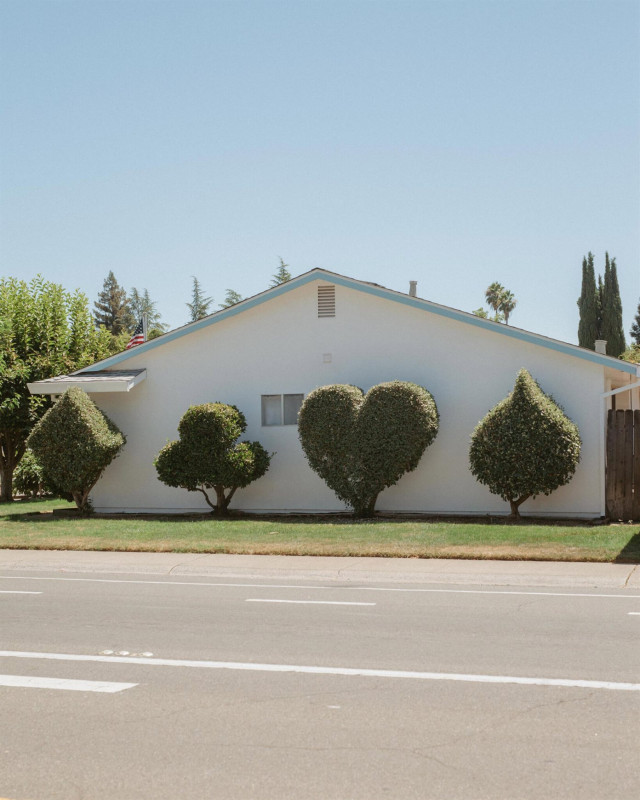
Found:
<box><xmin>126</xmin><ymin>319</ymin><xmax>145</xmax><ymax>349</ymax></box>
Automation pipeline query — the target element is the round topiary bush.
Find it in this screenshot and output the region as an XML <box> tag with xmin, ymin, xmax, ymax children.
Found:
<box><xmin>469</xmin><ymin>369</ymin><xmax>581</xmax><ymax>518</ymax></box>
<box><xmin>298</xmin><ymin>380</ymin><xmax>439</xmax><ymax>517</ymax></box>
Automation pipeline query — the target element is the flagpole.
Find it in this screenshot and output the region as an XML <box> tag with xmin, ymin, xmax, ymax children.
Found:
<box><xmin>142</xmin><ymin>312</ymin><xmax>148</xmax><ymax>342</ymax></box>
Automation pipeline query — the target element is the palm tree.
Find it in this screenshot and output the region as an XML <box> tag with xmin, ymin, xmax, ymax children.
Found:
<box><xmin>484</xmin><ymin>282</ymin><xmax>516</xmax><ymax>325</ymax></box>
<box><xmin>499</xmin><ymin>290</ymin><xmax>516</xmax><ymax>325</ymax></box>
<box><xmin>485</xmin><ymin>282</ymin><xmax>505</xmax><ymax>322</ymax></box>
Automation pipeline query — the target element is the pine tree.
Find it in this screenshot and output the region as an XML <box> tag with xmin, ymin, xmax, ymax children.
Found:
<box><xmin>129</xmin><ymin>287</ymin><xmax>168</xmax><ymax>335</ymax></box>
<box><xmin>93</xmin><ymin>272</ymin><xmax>133</xmax><ymax>335</ymax></box>
<box><xmin>219</xmin><ymin>289</ymin><xmax>243</xmax><ymax>309</ymax></box>
<box><xmin>601</xmin><ymin>253</ymin><xmax>626</xmax><ymax>357</ymax></box>
<box><xmin>577</xmin><ymin>252</ymin><xmax>598</xmax><ymax>348</ymax></box>
<box><xmin>186</xmin><ymin>277</ymin><xmax>213</xmax><ymax>322</ymax></box>
<box><xmin>270</xmin><ymin>258</ymin><xmax>292</xmax><ymax>287</ymax></box>
<box><xmin>630</xmin><ymin>298</ymin><xmax>640</xmax><ymax>345</ymax></box>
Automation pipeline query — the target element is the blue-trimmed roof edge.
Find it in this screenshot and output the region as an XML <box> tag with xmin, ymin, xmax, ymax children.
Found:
<box><xmin>78</xmin><ymin>268</ymin><xmax>640</xmax><ymax>376</ymax></box>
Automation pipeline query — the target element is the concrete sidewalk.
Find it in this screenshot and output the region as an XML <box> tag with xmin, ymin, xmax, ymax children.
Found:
<box><xmin>0</xmin><ymin>549</ymin><xmax>638</xmax><ymax>588</ymax></box>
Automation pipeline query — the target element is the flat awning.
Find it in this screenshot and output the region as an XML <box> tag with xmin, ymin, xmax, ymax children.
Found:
<box><xmin>28</xmin><ymin>369</ymin><xmax>146</xmax><ymax>395</ymax></box>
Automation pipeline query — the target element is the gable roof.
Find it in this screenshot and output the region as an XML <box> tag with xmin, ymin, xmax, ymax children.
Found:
<box><xmin>79</xmin><ymin>268</ymin><xmax>640</xmax><ymax>376</ymax></box>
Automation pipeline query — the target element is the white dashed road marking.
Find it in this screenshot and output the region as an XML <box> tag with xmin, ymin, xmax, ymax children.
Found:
<box><xmin>0</xmin><ymin>674</ymin><xmax>136</xmax><ymax>693</ymax></box>
<box><xmin>245</xmin><ymin>599</ymin><xmax>376</xmax><ymax>606</ymax></box>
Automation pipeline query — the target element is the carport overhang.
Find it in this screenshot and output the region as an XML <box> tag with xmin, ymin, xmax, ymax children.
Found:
<box><xmin>28</xmin><ymin>369</ymin><xmax>147</xmax><ymax>395</ymax></box>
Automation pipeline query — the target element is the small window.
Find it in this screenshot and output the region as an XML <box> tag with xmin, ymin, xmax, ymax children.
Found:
<box><xmin>261</xmin><ymin>394</ymin><xmax>304</xmax><ymax>426</ymax></box>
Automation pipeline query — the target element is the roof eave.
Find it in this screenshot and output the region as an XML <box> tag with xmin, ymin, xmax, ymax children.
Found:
<box><xmin>28</xmin><ymin>370</ymin><xmax>147</xmax><ymax>395</ymax></box>
<box><xmin>70</xmin><ymin>268</ymin><xmax>639</xmax><ymax>377</ymax></box>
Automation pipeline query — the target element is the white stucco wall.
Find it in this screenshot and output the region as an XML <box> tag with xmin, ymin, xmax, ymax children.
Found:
<box><xmin>90</xmin><ymin>280</ymin><xmax>608</xmax><ymax>517</ymax></box>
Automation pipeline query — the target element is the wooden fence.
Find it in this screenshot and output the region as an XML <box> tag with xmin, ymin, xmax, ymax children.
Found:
<box><xmin>606</xmin><ymin>409</ymin><xmax>640</xmax><ymax>521</ymax></box>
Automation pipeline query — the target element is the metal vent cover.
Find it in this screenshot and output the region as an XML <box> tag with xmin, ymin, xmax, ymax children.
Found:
<box><xmin>318</xmin><ymin>285</ymin><xmax>336</xmax><ymax>318</ymax></box>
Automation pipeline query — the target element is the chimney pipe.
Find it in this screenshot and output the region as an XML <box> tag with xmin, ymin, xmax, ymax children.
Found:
<box><xmin>409</xmin><ymin>281</ymin><xmax>417</xmax><ymax>297</ymax></box>
<box><xmin>595</xmin><ymin>340</ymin><xmax>607</xmax><ymax>355</ymax></box>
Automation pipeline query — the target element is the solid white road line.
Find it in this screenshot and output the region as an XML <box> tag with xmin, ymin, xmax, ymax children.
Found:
<box><xmin>0</xmin><ymin>651</ymin><xmax>637</xmax><ymax>692</ymax></box>
<box><xmin>0</xmin><ymin>674</ymin><xmax>136</xmax><ymax>693</ymax></box>
<box><xmin>628</xmin><ymin>612</ymin><xmax>640</xmax><ymax>615</ymax></box>
<box><xmin>0</xmin><ymin>590</ymin><xmax>41</xmax><ymax>594</ymax></box>
<box><xmin>245</xmin><ymin>599</ymin><xmax>376</xmax><ymax>606</ymax></box>
<box><xmin>1</xmin><ymin>575</ymin><xmax>639</xmax><ymax>599</ymax></box>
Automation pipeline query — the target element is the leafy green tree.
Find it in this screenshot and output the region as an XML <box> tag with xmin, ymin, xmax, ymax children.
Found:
<box><xmin>155</xmin><ymin>403</ymin><xmax>271</xmax><ymax>515</ymax></box>
<box><xmin>186</xmin><ymin>276</ymin><xmax>213</xmax><ymax>322</ymax></box>
<box><xmin>630</xmin><ymin>298</ymin><xmax>640</xmax><ymax>346</ymax></box>
<box><xmin>621</xmin><ymin>343</ymin><xmax>640</xmax><ymax>364</ymax></box>
<box><xmin>0</xmin><ymin>277</ymin><xmax>111</xmax><ymax>502</ymax></box>
<box><xmin>469</xmin><ymin>369</ymin><xmax>581</xmax><ymax>519</ymax></box>
<box><xmin>27</xmin><ymin>387</ymin><xmax>126</xmax><ymax>513</ymax></box>
<box><xmin>270</xmin><ymin>258</ymin><xmax>292</xmax><ymax>287</ymax></box>
<box><xmin>577</xmin><ymin>252</ymin><xmax>598</xmax><ymax>348</ymax></box>
<box><xmin>129</xmin><ymin>287</ymin><xmax>168</xmax><ymax>337</ymax></box>
<box><xmin>219</xmin><ymin>289</ymin><xmax>244</xmax><ymax>309</ymax></box>
<box><xmin>93</xmin><ymin>271</ymin><xmax>133</xmax><ymax>335</ymax></box>
<box><xmin>601</xmin><ymin>253</ymin><xmax>626</xmax><ymax>357</ymax></box>
<box><xmin>298</xmin><ymin>381</ymin><xmax>439</xmax><ymax>517</ymax></box>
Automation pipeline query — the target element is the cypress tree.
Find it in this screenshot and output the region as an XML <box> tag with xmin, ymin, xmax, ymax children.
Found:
<box><xmin>601</xmin><ymin>253</ymin><xmax>626</xmax><ymax>356</ymax></box>
<box><xmin>630</xmin><ymin>298</ymin><xmax>640</xmax><ymax>345</ymax></box>
<box><xmin>577</xmin><ymin>252</ymin><xmax>598</xmax><ymax>348</ymax></box>
<box><xmin>94</xmin><ymin>272</ymin><xmax>133</xmax><ymax>335</ymax></box>
<box><xmin>596</xmin><ymin>273</ymin><xmax>604</xmax><ymax>340</ymax></box>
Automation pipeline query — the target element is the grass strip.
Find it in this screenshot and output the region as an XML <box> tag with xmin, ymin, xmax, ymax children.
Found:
<box><xmin>0</xmin><ymin>499</ymin><xmax>638</xmax><ymax>563</ymax></box>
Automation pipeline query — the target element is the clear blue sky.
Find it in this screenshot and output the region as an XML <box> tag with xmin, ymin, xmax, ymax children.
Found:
<box><xmin>1</xmin><ymin>0</ymin><xmax>638</xmax><ymax>344</ymax></box>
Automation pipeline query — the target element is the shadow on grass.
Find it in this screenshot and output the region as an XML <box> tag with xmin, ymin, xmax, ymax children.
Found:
<box><xmin>614</xmin><ymin>532</ymin><xmax>640</xmax><ymax>564</ymax></box>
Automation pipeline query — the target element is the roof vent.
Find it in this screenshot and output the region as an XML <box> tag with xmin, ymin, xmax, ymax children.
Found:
<box><xmin>409</xmin><ymin>281</ymin><xmax>417</xmax><ymax>297</ymax></box>
<box><xmin>318</xmin><ymin>285</ymin><xmax>335</xmax><ymax>318</ymax></box>
<box><xmin>595</xmin><ymin>339</ymin><xmax>607</xmax><ymax>355</ymax></box>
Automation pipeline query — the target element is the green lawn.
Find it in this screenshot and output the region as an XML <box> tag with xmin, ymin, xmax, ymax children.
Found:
<box><xmin>1</xmin><ymin>498</ymin><xmax>638</xmax><ymax>562</ymax></box>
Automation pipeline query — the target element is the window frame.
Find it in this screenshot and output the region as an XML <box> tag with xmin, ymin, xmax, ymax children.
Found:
<box><xmin>261</xmin><ymin>393</ymin><xmax>304</xmax><ymax>426</ymax></box>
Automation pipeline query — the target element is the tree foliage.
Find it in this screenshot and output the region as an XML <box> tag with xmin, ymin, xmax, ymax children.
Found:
<box><xmin>219</xmin><ymin>289</ymin><xmax>244</xmax><ymax>309</ymax></box>
<box><xmin>469</xmin><ymin>369</ymin><xmax>581</xmax><ymax>518</ymax></box>
<box><xmin>577</xmin><ymin>252</ymin><xmax>625</xmax><ymax>355</ymax></box>
<box><xmin>577</xmin><ymin>252</ymin><xmax>598</xmax><ymax>348</ymax></box>
<box><xmin>94</xmin><ymin>271</ymin><xmax>133</xmax><ymax>335</ymax></box>
<box><xmin>13</xmin><ymin>449</ymin><xmax>64</xmax><ymax>498</ymax></box>
<box><xmin>600</xmin><ymin>253</ymin><xmax>626</xmax><ymax>357</ymax></box>
<box><xmin>630</xmin><ymin>298</ymin><xmax>640</xmax><ymax>346</ymax></box>
<box><xmin>474</xmin><ymin>282</ymin><xmax>516</xmax><ymax>323</ymax></box>
<box><xmin>0</xmin><ymin>276</ymin><xmax>112</xmax><ymax>501</ymax></box>
<box><xmin>154</xmin><ymin>403</ymin><xmax>271</xmax><ymax>515</ymax></box>
<box><xmin>270</xmin><ymin>258</ymin><xmax>292</xmax><ymax>287</ymax></box>
<box><xmin>298</xmin><ymin>381</ymin><xmax>439</xmax><ymax>517</ymax></box>
<box><xmin>186</xmin><ymin>276</ymin><xmax>213</xmax><ymax>322</ymax></box>
<box><xmin>129</xmin><ymin>287</ymin><xmax>168</xmax><ymax>337</ymax></box>
<box><xmin>27</xmin><ymin>387</ymin><xmax>126</xmax><ymax>513</ymax></box>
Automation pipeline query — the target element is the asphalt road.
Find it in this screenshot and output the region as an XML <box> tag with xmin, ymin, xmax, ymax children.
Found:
<box><xmin>1</xmin><ymin>565</ymin><xmax>639</xmax><ymax>800</ymax></box>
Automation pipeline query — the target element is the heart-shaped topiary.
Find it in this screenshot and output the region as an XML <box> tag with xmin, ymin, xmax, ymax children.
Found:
<box><xmin>298</xmin><ymin>381</ymin><xmax>439</xmax><ymax>517</ymax></box>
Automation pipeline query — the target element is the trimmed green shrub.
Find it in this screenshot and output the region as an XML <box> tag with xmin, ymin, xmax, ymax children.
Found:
<box><xmin>298</xmin><ymin>381</ymin><xmax>439</xmax><ymax>517</ymax></box>
<box><xmin>13</xmin><ymin>449</ymin><xmax>52</xmax><ymax>497</ymax></box>
<box><xmin>27</xmin><ymin>387</ymin><xmax>126</xmax><ymax>512</ymax></box>
<box><xmin>469</xmin><ymin>369</ymin><xmax>581</xmax><ymax>518</ymax></box>
<box><xmin>154</xmin><ymin>403</ymin><xmax>271</xmax><ymax>515</ymax></box>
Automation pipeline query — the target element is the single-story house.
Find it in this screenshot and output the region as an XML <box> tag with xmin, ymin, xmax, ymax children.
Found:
<box><xmin>29</xmin><ymin>269</ymin><xmax>640</xmax><ymax>517</ymax></box>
